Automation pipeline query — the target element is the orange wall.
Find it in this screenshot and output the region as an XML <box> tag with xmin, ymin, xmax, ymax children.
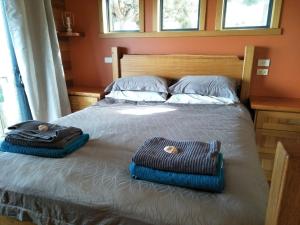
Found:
<box><xmin>65</xmin><ymin>0</ymin><xmax>300</xmax><ymax>98</ymax></box>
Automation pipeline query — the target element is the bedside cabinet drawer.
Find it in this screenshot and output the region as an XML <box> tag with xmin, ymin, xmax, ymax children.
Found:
<box><xmin>69</xmin><ymin>96</ymin><xmax>98</xmax><ymax>111</ymax></box>
<box><xmin>258</xmin><ymin>152</ymin><xmax>274</xmax><ymax>181</ymax></box>
<box><xmin>256</xmin><ymin>111</ymin><xmax>300</xmax><ymax>132</ymax></box>
<box><xmin>256</xmin><ymin>129</ymin><xmax>300</xmax><ymax>181</ymax></box>
<box><xmin>256</xmin><ymin>129</ymin><xmax>300</xmax><ymax>154</ymax></box>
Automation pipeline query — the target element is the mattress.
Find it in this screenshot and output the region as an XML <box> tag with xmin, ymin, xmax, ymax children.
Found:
<box><xmin>0</xmin><ymin>100</ymin><xmax>269</xmax><ymax>225</ymax></box>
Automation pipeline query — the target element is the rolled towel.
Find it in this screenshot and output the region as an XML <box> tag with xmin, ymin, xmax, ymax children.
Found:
<box><xmin>132</xmin><ymin>137</ymin><xmax>221</xmax><ymax>175</ymax></box>
<box><xmin>0</xmin><ymin>134</ymin><xmax>89</xmax><ymax>158</ymax></box>
<box><xmin>5</xmin><ymin>120</ymin><xmax>82</xmax><ymax>148</ymax></box>
<box><xmin>130</xmin><ymin>154</ymin><xmax>224</xmax><ymax>192</ymax></box>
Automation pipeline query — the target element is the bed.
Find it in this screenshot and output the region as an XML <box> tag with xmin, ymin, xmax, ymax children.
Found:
<box><xmin>0</xmin><ymin>46</ymin><xmax>276</xmax><ymax>225</ymax></box>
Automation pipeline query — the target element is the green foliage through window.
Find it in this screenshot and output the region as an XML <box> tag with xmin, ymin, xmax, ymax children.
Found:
<box><xmin>243</xmin><ymin>0</ymin><xmax>260</xmax><ymax>6</ymax></box>
<box><xmin>228</xmin><ymin>0</ymin><xmax>260</xmax><ymax>6</ymax></box>
<box><xmin>107</xmin><ymin>0</ymin><xmax>140</xmax><ymax>32</ymax></box>
<box><xmin>0</xmin><ymin>86</ymin><xmax>4</xmax><ymax>103</ymax></box>
<box><xmin>160</xmin><ymin>0</ymin><xmax>200</xmax><ymax>31</ymax></box>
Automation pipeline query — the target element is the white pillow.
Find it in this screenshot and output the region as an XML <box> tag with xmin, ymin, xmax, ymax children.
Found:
<box><xmin>105</xmin><ymin>91</ymin><xmax>166</xmax><ymax>102</ymax></box>
<box><xmin>169</xmin><ymin>76</ymin><xmax>239</xmax><ymax>102</ymax></box>
<box><xmin>165</xmin><ymin>94</ymin><xmax>236</xmax><ymax>104</ymax></box>
<box><xmin>104</xmin><ymin>76</ymin><xmax>168</xmax><ymax>93</ymax></box>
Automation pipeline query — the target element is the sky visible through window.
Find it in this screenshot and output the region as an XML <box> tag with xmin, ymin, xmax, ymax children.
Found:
<box><xmin>224</xmin><ymin>0</ymin><xmax>271</xmax><ymax>28</ymax></box>
<box><xmin>161</xmin><ymin>0</ymin><xmax>200</xmax><ymax>30</ymax></box>
<box><xmin>108</xmin><ymin>0</ymin><xmax>140</xmax><ymax>32</ymax></box>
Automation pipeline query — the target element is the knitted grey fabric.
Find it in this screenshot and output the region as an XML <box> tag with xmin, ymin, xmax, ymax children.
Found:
<box><xmin>132</xmin><ymin>137</ymin><xmax>221</xmax><ymax>175</ymax></box>
<box><xmin>5</xmin><ymin>120</ymin><xmax>82</xmax><ymax>148</ymax></box>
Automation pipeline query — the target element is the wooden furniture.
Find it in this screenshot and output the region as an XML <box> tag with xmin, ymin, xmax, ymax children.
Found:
<box><xmin>3</xmin><ymin>46</ymin><xmax>298</xmax><ymax>225</ymax></box>
<box><xmin>52</xmin><ymin>1</ymin><xmax>84</xmax><ymax>87</ymax></box>
<box><xmin>251</xmin><ymin>96</ymin><xmax>300</xmax><ymax>182</ymax></box>
<box><xmin>52</xmin><ymin>0</ymin><xmax>73</xmax><ymax>86</ymax></box>
<box><xmin>265</xmin><ymin>142</ymin><xmax>300</xmax><ymax>225</ymax></box>
<box><xmin>57</xmin><ymin>31</ymin><xmax>85</xmax><ymax>37</ymax></box>
<box><xmin>68</xmin><ymin>87</ymin><xmax>104</xmax><ymax>112</ymax></box>
<box><xmin>0</xmin><ymin>216</ymin><xmax>34</xmax><ymax>225</ymax></box>
<box><xmin>112</xmin><ymin>45</ymin><xmax>254</xmax><ymax>103</ymax></box>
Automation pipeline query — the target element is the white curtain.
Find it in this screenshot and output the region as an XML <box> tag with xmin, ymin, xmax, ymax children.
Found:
<box><xmin>0</xmin><ymin>1</ymin><xmax>32</xmax><ymax>133</ymax></box>
<box><xmin>0</xmin><ymin>1</ymin><xmax>21</xmax><ymax>131</ymax></box>
<box><xmin>3</xmin><ymin>0</ymin><xmax>71</xmax><ymax>121</ymax></box>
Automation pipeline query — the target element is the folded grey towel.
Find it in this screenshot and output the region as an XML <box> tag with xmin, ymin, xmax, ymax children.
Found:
<box><xmin>5</xmin><ymin>120</ymin><xmax>82</xmax><ymax>149</ymax></box>
<box><xmin>132</xmin><ymin>137</ymin><xmax>221</xmax><ymax>175</ymax></box>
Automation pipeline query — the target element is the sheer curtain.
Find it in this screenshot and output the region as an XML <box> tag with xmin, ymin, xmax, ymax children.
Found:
<box><xmin>2</xmin><ymin>0</ymin><xmax>71</xmax><ymax>121</ymax></box>
<box><xmin>0</xmin><ymin>1</ymin><xmax>32</xmax><ymax>134</ymax></box>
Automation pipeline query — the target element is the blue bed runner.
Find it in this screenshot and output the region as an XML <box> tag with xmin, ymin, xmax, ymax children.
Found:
<box><xmin>130</xmin><ymin>154</ymin><xmax>224</xmax><ymax>192</ymax></box>
<box><xmin>0</xmin><ymin>133</ymin><xmax>89</xmax><ymax>158</ymax></box>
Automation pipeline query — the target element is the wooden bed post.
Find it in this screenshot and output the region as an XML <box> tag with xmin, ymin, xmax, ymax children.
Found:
<box><xmin>0</xmin><ymin>216</ymin><xmax>34</xmax><ymax>225</ymax></box>
<box><xmin>112</xmin><ymin>47</ymin><xmax>121</xmax><ymax>81</ymax></box>
<box><xmin>265</xmin><ymin>142</ymin><xmax>300</xmax><ymax>225</ymax></box>
<box><xmin>240</xmin><ymin>45</ymin><xmax>254</xmax><ymax>103</ymax></box>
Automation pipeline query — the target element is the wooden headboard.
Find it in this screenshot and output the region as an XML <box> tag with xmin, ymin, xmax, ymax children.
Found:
<box><xmin>111</xmin><ymin>46</ymin><xmax>255</xmax><ymax>103</ymax></box>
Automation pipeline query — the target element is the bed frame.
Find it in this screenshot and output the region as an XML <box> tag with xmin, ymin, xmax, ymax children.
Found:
<box><xmin>111</xmin><ymin>46</ymin><xmax>254</xmax><ymax>103</ymax></box>
<box><xmin>1</xmin><ymin>46</ymin><xmax>298</xmax><ymax>225</ymax></box>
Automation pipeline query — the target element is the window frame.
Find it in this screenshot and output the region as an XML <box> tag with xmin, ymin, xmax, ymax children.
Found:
<box><xmin>99</xmin><ymin>0</ymin><xmax>145</xmax><ymax>34</ymax></box>
<box><xmin>98</xmin><ymin>0</ymin><xmax>282</xmax><ymax>38</ymax></box>
<box><xmin>215</xmin><ymin>0</ymin><xmax>283</xmax><ymax>31</ymax></box>
<box><xmin>159</xmin><ymin>0</ymin><xmax>201</xmax><ymax>31</ymax></box>
<box><xmin>153</xmin><ymin>0</ymin><xmax>207</xmax><ymax>32</ymax></box>
<box><xmin>222</xmin><ymin>0</ymin><xmax>274</xmax><ymax>29</ymax></box>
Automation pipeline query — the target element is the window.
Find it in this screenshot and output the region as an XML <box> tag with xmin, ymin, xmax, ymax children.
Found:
<box><xmin>215</xmin><ymin>0</ymin><xmax>283</xmax><ymax>30</ymax></box>
<box><xmin>99</xmin><ymin>0</ymin><xmax>144</xmax><ymax>33</ymax></box>
<box><xmin>154</xmin><ymin>0</ymin><xmax>207</xmax><ymax>31</ymax></box>
<box><xmin>224</xmin><ymin>0</ymin><xmax>273</xmax><ymax>29</ymax></box>
<box><xmin>160</xmin><ymin>0</ymin><xmax>200</xmax><ymax>31</ymax></box>
<box><xmin>98</xmin><ymin>0</ymin><xmax>281</xmax><ymax>38</ymax></box>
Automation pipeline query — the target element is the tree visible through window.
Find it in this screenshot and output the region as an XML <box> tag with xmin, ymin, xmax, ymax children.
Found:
<box><xmin>160</xmin><ymin>0</ymin><xmax>200</xmax><ymax>31</ymax></box>
<box><xmin>223</xmin><ymin>0</ymin><xmax>273</xmax><ymax>29</ymax></box>
<box><xmin>107</xmin><ymin>0</ymin><xmax>140</xmax><ymax>32</ymax></box>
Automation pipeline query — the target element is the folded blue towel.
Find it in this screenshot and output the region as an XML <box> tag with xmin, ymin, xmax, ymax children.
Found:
<box><xmin>133</xmin><ymin>137</ymin><xmax>221</xmax><ymax>175</ymax></box>
<box><xmin>0</xmin><ymin>134</ymin><xmax>89</xmax><ymax>158</ymax></box>
<box><xmin>129</xmin><ymin>154</ymin><xmax>224</xmax><ymax>192</ymax></box>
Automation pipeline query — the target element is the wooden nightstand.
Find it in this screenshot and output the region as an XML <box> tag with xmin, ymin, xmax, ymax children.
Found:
<box><xmin>251</xmin><ymin>96</ymin><xmax>300</xmax><ymax>182</ymax></box>
<box><xmin>68</xmin><ymin>87</ymin><xmax>105</xmax><ymax>112</ymax></box>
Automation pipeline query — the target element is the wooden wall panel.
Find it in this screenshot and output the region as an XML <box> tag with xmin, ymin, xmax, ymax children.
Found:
<box><xmin>52</xmin><ymin>0</ymin><xmax>65</xmax><ymax>32</ymax></box>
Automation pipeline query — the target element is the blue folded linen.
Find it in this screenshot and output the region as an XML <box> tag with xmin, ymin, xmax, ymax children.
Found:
<box><xmin>132</xmin><ymin>137</ymin><xmax>221</xmax><ymax>175</ymax></box>
<box><xmin>0</xmin><ymin>134</ymin><xmax>89</xmax><ymax>158</ymax></box>
<box><xmin>129</xmin><ymin>154</ymin><xmax>224</xmax><ymax>193</ymax></box>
